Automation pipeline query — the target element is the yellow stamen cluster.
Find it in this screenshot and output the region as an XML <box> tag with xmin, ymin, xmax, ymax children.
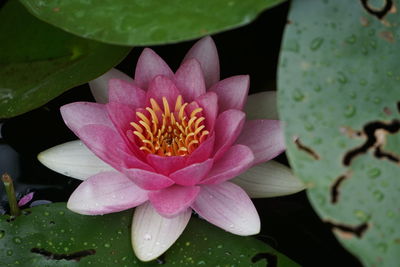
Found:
<box><xmin>131</xmin><ymin>95</ymin><xmax>209</xmax><ymax>156</ymax></box>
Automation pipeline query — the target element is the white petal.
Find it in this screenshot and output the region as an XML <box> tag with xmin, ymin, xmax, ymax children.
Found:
<box><xmin>37</xmin><ymin>140</ymin><xmax>113</xmax><ymax>180</ymax></box>
<box><xmin>232</xmin><ymin>160</ymin><xmax>305</xmax><ymax>198</ymax></box>
<box><xmin>192</xmin><ymin>182</ymin><xmax>260</xmax><ymax>236</ymax></box>
<box><xmin>132</xmin><ymin>202</ymin><xmax>191</xmax><ymax>261</ymax></box>
<box><xmin>244</xmin><ymin>91</ymin><xmax>278</xmax><ymax>120</ymax></box>
<box><xmin>89</xmin><ymin>68</ymin><xmax>133</xmax><ymax>103</ymax></box>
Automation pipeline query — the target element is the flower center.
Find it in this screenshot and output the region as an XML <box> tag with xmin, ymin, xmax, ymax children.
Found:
<box><xmin>131</xmin><ymin>95</ymin><xmax>209</xmax><ymax>157</ymax></box>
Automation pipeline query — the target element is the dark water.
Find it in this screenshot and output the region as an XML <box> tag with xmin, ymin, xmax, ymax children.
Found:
<box><xmin>0</xmin><ymin>2</ymin><xmax>362</xmax><ymax>266</ymax></box>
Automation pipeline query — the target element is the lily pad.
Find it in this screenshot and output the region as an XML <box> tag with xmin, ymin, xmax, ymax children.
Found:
<box><xmin>278</xmin><ymin>0</ymin><xmax>400</xmax><ymax>266</ymax></box>
<box><xmin>19</xmin><ymin>0</ymin><xmax>286</xmax><ymax>46</ymax></box>
<box><xmin>0</xmin><ymin>203</ymin><xmax>298</xmax><ymax>266</ymax></box>
<box><xmin>0</xmin><ymin>0</ymin><xmax>130</xmax><ymax>119</ymax></box>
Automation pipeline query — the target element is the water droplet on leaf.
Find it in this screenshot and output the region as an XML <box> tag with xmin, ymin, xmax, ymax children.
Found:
<box><xmin>310</xmin><ymin>37</ymin><xmax>324</xmax><ymax>51</ymax></box>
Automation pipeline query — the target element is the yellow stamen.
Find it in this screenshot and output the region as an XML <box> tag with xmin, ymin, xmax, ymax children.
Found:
<box><xmin>130</xmin><ymin>95</ymin><xmax>209</xmax><ymax>156</ymax></box>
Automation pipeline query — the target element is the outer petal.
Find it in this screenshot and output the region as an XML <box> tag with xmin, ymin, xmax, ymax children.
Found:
<box><xmin>108</xmin><ymin>79</ymin><xmax>146</xmax><ymax>110</ymax></box>
<box><xmin>134</xmin><ymin>48</ymin><xmax>174</xmax><ymax>89</ymax></box>
<box><xmin>89</xmin><ymin>68</ymin><xmax>134</xmax><ymax>104</ymax></box>
<box><xmin>175</xmin><ymin>58</ymin><xmax>206</xmax><ymax>102</ymax></box>
<box><xmin>148</xmin><ymin>185</ymin><xmax>200</xmax><ymax>217</ymax></box>
<box><xmin>132</xmin><ymin>202</ymin><xmax>191</xmax><ymax>261</ymax></box>
<box><xmin>170</xmin><ymin>159</ymin><xmax>214</xmax><ymax>186</ymax></box>
<box><xmin>183</xmin><ymin>36</ymin><xmax>219</xmax><ymax>88</ymax></box>
<box><xmin>191</xmin><ymin>182</ymin><xmax>260</xmax><ymax>235</ymax></box>
<box><xmin>213</xmin><ymin>110</ymin><xmax>246</xmax><ymax>160</ymax></box>
<box><xmin>195</xmin><ymin>92</ymin><xmax>218</xmax><ymax>132</ymax></box>
<box><xmin>67</xmin><ymin>171</ymin><xmax>148</xmax><ymax>215</ymax></box>
<box><xmin>38</xmin><ymin>140</ymin><xmax>113</xmax><ymax>180</ymax></box>
<box><xmin>209</xmin><ymin>75</ymin><xmax>249</xmax><ymax>113</ymax></box>
<box><xmin>231</xmin><ymin>160</ymin><xmax>305</xmax><ymax>198</ymax></box>
<box><xmin>201</xmin><ymin>145</ymin><xmax>254</xmax><ymax>185</ymax></box>
<box><xmin>236</xmin><ymin>120</ymin><xmax>285</xmax><ymax>165</ymax></box>
<box><xmin>146</xmin><ymin>75</ymin><xmax>181</xmax><ymax>107</ymax></box>
<box><xmin>244</xmin><ymin>91</ymin><xmax>278</xmax><ymax>120</ymax></box>
<box><xmin>60</xmin><ymin>102</ymin><xmax>113</xmax><ymax>134</ymax></box>
<box><xmin>124</xmin><ymin>168</ymin><xmax>175</xmax><ymax>190</ymax></box>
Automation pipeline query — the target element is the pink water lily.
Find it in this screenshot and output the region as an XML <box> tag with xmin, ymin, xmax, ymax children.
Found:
<box><xmin>38</xmin><ymin>37</ymin><xmax>304</xmax><ymax>261</ymax></box>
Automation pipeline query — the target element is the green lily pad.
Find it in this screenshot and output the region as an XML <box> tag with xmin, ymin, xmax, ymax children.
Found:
<box><xmin>278</xmin><ymin>0</ymin><xmax>400</xmax><ymax>266</ymax></box>
<box><xmin>19</xmin><ymin>0</ymin><xmax>286</xmax><ymax>46</ymax></box>
<box><xmin>0</xmin><ymin>0</ymin><xmax>130</xmax><ymax>119</ymax></box>
<box><xmin>0</xmin><ymin>203</ymin><xmax>298</xmax><ymax>266</ymax></box>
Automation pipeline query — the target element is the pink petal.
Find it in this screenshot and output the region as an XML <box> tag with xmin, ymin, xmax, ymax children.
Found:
<box><xmin>89</xmin><ymin>68</ymin><xmax>134</xmax><ymax>104</ymax></box>
<box><xmin>148</xmin><ymin>185</ymin><xmax>200</xmax><ymax>217</ymax></box>
<box><xmin>124</xmin><ymin>168</ymin><xmax>175</xmax><ymax>190</ymax></box>
<box><xmin>170</xmin><ymin>159</ymin><xmax>214</xmax><ymax>186</ymax></box>
<box><xmin>195</xmin><ymin>92</ymin><xmax>218</xmax><ymax>132</ymax></box>
<box><xmin>105</xmin><ymin>102</ymin><xmax>146</xmax><ymax>160</ymax></box>
<box><xmin>67</xmin><ymin>171</ymin><xmax>148</xmax><ymax>215</ymax></box>
<box><xmin>146</xmin><ymin>154</ymin><xmax>187</xmax><ymax>176</ymax></box>
<box><xmin>209</xmin><ymin>75</ymin><xmax>249</xmax><ymax>113</ymax></box>
<box><xmin>191</xmin><ymin>182</ymin><xmax>260</xmax><ymax>235</ymax></box>
<box><xmin>18</xmin><ymin>192</ymin><xmax>34</xmax><ymax>206</ymax></box>
<box><xmin>201</xmin><ymin>145</ymin><xmax>254</xmax><ymax>185</ymax></box>
<box><xmin>108</xmin><ymin>79</ymin><xmax>146</xmax><ymax>110</ymax></box>
<box><xmin>134</xmin><ymin>48</ymin><xmax>174</xmax><ymax>90</ymax></box>
<box><xmin>106</xmin><ymin>102</ymin><xmax>135</xmax><ymax>139</ymax></box>
<box><xmin>146</xmin><ymin>75</ymin><xmax>181</xmax><ymax>107</ymax></box>
<box><xmin>186</xmin><ymin>133</ymin><xmax>215</xmax><ymax>165</ymax></box>
<box><xmin>77</xmin><ymin>124</ymin><xmax>151</xmax><ymax>171</ymax></box>
<box><xmin>60</xmin><ymin>102</ymin><xmax>113</xmax><ymax>135</ymax></box>
<box><xmin>236</xmin><ymin>120</ymin><xmax>285</xmax><ymax>165</ymax></box>
<box><xmin>213</xmin><ymin>109</ymin><xmax>246</xmax><ymax>160</ymax></box>
<box><xmin>183</xmin><ymin>36</ymin><xmax>220</xmax><ymax>88</ymax></box>
<box><xmin>175</xmin><ymin>58</ymin><xmax>206</xmax><ymax>102</ymax></box>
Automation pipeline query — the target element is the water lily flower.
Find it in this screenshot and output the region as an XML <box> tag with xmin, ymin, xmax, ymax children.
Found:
<box><xmin>38</xmin><ymin>37</ymin><xmax>304</xmax><ymax>261</ymax></box>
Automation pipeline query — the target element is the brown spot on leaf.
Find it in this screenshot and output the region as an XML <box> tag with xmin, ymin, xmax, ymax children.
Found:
<box><xmin>360</xmin><ymin>16</ymin><xmax>370</xmax><ymax>26</ymax></box>
<box><xmin>380</xmin><ymin>31</ymin><xmax>395</xmax><ymax>43</ymax></box>
<box><xmin>331</xmin><ymin>172</ymin><xmax>352</xmax><ymax>204</ymax></box>
<box><xmin>294</xmin><ymin>137</ymin><xmax>320</xmax><ymax>160</ymax></box>
<box><xmin>31</xmin><ymin>248</ymin><xmax>96</xmax><ymax>261</ymax></box>
<box><xmin>383</xmin><ymin>107</ymin><xmax>392</xmax><ymax>115</ymax></box>
<box><xmin>52</xmin><ymin>7</ymin><xmax>60</xmax><ymax>12</ymax></box>
<box><xmin>360</xmin><ymin>0</ymin><xmax>393</xmax><ymax>19</ymax></box>
<box><xmin>325</xmin><ymin>220</ymin><xmax>369</xmax><ymax>239</ymax></box>
<box><xmin>343</xmin><ymin>119</ymin><xmax>400</xmax><ymax>166</ymax></box>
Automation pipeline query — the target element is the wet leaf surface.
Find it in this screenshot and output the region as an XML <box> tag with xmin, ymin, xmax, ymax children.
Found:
<box><xmin>0</xmin><ymin>0</ymin><xmax>130</xmax><ymax>118</ymax></box>
<box><xmin>278</xmin><ymin>0</ymin><xmax>400</xmax><ymax>265</ymax></box>
<box><xmin>20</xmin><ymin>0</ymin><xmax>286</xmax><ymax>46</ymax></box>
<box><xmin>0</xmin><ymin>203</ymin><xmax>298</xmax><ymax>266</ymax></box>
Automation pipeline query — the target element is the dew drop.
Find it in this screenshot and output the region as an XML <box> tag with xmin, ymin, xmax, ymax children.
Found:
<box><xmin>6</xmin><ymin>249</ymin><xmax>13</xmax><ymax>256</ymax></box>
<box><xmin>0</xmin><ymin>230</ymin><xmax>5</xmax><ymax>239</ymax></box>
<box><xmin>373</xmin><ymin>190</ymin><xmax>384</xmax><ymax>201</ymax></box>
<box><xmin>43</xmin><ymin>211</ymin><xmax>50</xmax><ymax>216</ymax></box>
<box><xmin>337</xmin><ymin>72</ymin><xmax>348</xmax><ymax>84</ymax></box>
<box><xmin>197</xmin><ymin>260</ymin><xmax>206</xmax><ymax>265</ymax></box>
<box><xmin>310</xmin><ymin>37</ymin><xmax>324</xmax><ymax>51</ymax></box>
<box><xmin>104</xmin><ymin>243</ymin><xmax>111</xmax><ymax>248</ymax></box>
<box><xmin>345</xmin><ymin>35</ymin><xmax>357</xmax><ymax>44</ymax></box>
<box><xmin>367</xmin><ymin>168</ymin><xmax>381</xmax><ymax>178</ymax></box>
<box><xmin>313</xmin><ymin>85</ymin><xmax>322</xmax><ymax>92</ymax></box>
<box><xmin>359</xmin><ymin>79</ymin><xmax>367</xmax><ymax>86</ymax></box>
<box><xmin>354</xmin><ymin>210</ymin><xmax>369</xmax><ymax>221</ymax></box>
<box><xmin>344</xmin><ymin>105</ymin><xmax>356</xmax><ymax>118</ymax></box>
<box><xmin>13</xmin><ymin>237</ymin><xmax>22</xmax><ymax>244</ymax></box>
<box><xmin>144</xmin><ymin>234</ymin><xmax>152</xmax><ymax>241</ymax></box>
<box><xmin>386</xmin><ymin>210</ymin><xmax>395</xmax><ymax>218</ymax></box>
<box><xmin>292</xmin><ymin>89</ymin><xmax>305</xmax><ymax>102</ymax></box>
<box><xmin>377</xmin><ymin>243</ymin><xmax>387</xmax><ymax>253</ymax></box>
<box><xmin>284</xmin><ymin>39</ymin><xmax>300</xmax><ymax>53</ymax></box>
